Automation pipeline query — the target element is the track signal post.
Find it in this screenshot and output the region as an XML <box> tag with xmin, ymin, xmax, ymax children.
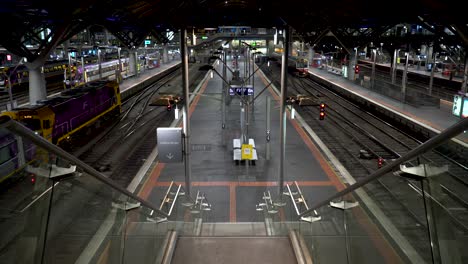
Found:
<box><xmin>319</xmin><ymin>102</ymin><xmax>325</xmax><ymax>120</ymax></box>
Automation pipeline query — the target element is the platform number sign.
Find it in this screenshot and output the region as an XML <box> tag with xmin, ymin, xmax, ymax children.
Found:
<box><xmin>229</xmin><ymin>86</ymin><xmax>254</xmax><ymax>96</ymax></box>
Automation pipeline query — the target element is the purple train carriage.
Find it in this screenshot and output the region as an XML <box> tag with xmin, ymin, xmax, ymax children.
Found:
<box><xmin>1</xmin><ymin>80</ymin><xmax>121</xmax><ymax>149</ymax></box>
<box><xmin>0</xmin><ymin>125</ymin><xmax>35</xmax><ymax>188</ymax></box>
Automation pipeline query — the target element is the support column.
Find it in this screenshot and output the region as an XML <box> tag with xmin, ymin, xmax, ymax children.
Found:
<box><xmin>266</xmin><ymin>97</ymin><xmax>271</xmax><ymax>161</ymax></box>
<box><xmin>308</xmin><ymin>46</ymin><xmax>314</xmax><ymax>67</ymax></box>
<box><xmin>27</xmin><ymin>66</ymin><xmax>47</xmax><ymax>105</ymax></box>
<box><xmin>461</xmin><ymin>54</ymin><xmax>468</xmax><ymax>94</ymax></box>
<box><xmin>244</xmin><ymin>47</ymin><xmax>248</xmax><ymax>82</ymax></box>
<box><xmin>427</xmin><ymin>45</ymin><xmax>433</xmax><ymax>64</ymax></box>
<box><xmin>402</xmin><ymin>52</ymin><xmax>409</xmax><ymax>102</ymax></box>
<box><xmin>267</xmin><ymin>40</ymin><xmax>274</xmax><ymax>56</ymax></box>
<box><xmin>247</xmin><ymin>47</ymin><xmax>250</xmax><ymax>85</ymax></box>
<box><xmin>391</xmin><ymin>49</ymin><xmax>399</xmax><ymax>84</ymax></box>
<box><xmin>97</xmin><ymin>49</ymin><xmax>103</xmax><ymax>79</ymax></box>
<box><xmin>279</xmin><ymin>27</ymin><xmax>289</xmax><ymax>197</ymax></box>
<box><xmin>371</xmin><ymin>49</ymin><xmax>376</xmax><ymax>89</ymax></box>
<box><xmin>116</xmin><ymin>47</ymin><xmax>122</xmax><ymax>83</ymax></box>
<box><xmin>103</xmin><ymin>28</ymin><xmax>109</xmax><ymax>45</ymax></box>
<box><xmin>163</xmin><ymin>45</ymin><xmax>169</xmax><ymax>64</ymax></box>
<box><xmin>181</xmin><ymin>29</ymin><xmax>192</xmax><ymax>197</ymax></box>
<box><xmin>251</xmin><ymin>51</ymin><xmax>255</xmax><ymax>88</ymax></box>
<box><xmin>222</xmin><ymin>51</ymin><xmax>227</xmax><ymax>129</ymax></box>
<box><xmin>349</xmin><ymin>48</ymin><xmax>357</xmax><ymax>81</ymax></box>
<box><xmin>129</xmin><ymin>51</ymin><xmax>137</xmax><ymax>76</ymax></box>
<box><xmin>429</xmin><ymin>52</ymin><xmax>437</xmax><ymax>95</ymax></box>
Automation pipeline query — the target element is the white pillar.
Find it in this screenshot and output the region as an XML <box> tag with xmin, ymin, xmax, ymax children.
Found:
<box><xmin>308</xmin><ymin>47</ymin><xmax>314</xmax><ymax>64</ymax></box>
<box><xmin>28</xmin><ymin>67</ymin><xmax>47</xmax><ymax>105</ymax></box>
<box><xmin>349</xmin><ymin>51</ymin><xmax>356</xmax><ymax>81</ymax></box>
<box><xmin>163</xmin><ymin>45</ymin><xmax>169</xmax><ymax>64</ymax></box>
<box><xmin>267</xmin><ymin>40</ymin><xmax>274</xmax><ymax>56</ymax></box>
<box><xmin>462</xmin><ymin>55</ymin><xmax>468</xmax><ymax>93</ymax></box>
<box><xmin>129</xmin><ymin>51</ymin><xmax>137</xmax><ymax>76</ymax></box>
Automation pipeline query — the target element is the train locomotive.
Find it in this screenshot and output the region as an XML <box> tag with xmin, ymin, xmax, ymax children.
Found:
<box><xmin>1</xmin><ymin>80</ymin><xmax>121</xmax><ymax>149</ymax></box>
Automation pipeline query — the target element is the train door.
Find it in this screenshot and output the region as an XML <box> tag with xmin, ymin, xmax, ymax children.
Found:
<box><xmin>36</xmin><ymin>107</ymin><xmax>55</xmax><ymax>143</ymax></box>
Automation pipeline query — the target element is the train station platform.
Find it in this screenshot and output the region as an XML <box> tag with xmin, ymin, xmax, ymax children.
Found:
<box><xmin>359</xmin><ymin>59</ymin><xmax>465</xmax><ymax>84</ymax></box>
<box><xmin>119</xmin><ymin>59</ymin><xmax>181</xmax><ymax>94</ymax></box>
<box><xmin>129</xmin><ymin>59</ymin><xmax>404</xmax><ymax>263</ymax></box>
<box><xmin>307</xmin><ymin>66</ymin><xmax>468</xmax><ymax>144</ymax></box>
<box><xmin>0</xmin><ymin>54</ymin><xmax>464</xmax><ymax>263</ymax></box>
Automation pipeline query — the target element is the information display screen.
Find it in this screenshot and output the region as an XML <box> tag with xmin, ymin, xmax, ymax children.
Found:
<box><xmin>229</xmin><ymin>87</ymin><xmax>254</xmax><ymax>96</ymax></box>
<box><xmin>452</xmin><ymin>95</ymin><xmax>462</xmax><ymax>117</ymax></box>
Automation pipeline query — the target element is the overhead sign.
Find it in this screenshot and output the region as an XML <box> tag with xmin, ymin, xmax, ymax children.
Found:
<box><xmin>166</xmin><ymin>30</ymin><xmax>174</xmax><ymax>41</ymax></box>
<box><xmin>452</xmin><ymin>95</ymin><xmax>462</xmax><ymax>117</ymax></box>
<box><xmin>229</xmin><ymin>85</ymin><xmax>254</xmax><ymax>96</ymax></box>
<box><xmin>157</xmin><ymin>128</ymin><xmax>183</xmax><ymax>163</ymax></box>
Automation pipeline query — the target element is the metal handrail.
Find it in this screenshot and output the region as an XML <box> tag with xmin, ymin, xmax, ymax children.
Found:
<box><xmin>299</xmin><ymin>117</ymin><xmax>468</xmax><ymax>218</ymax></box>
<box><xmin>0</xmin><ymin>116</ymin><xmax>169</xmax><ymax>217</ymax></box>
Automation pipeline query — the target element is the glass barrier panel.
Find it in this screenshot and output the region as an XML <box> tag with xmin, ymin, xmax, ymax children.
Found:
<box><xmin>298</xmin><ymin>197</ymin><xmax>347</xmax><ymax>264</ymax></box>
<box><xmin>39</xmin><ymin>157</ymin><xmax>128</xmax><ymax>264</ymax></box>
<box><xmin>121</xmin><ymin>184</ymin><xmax>195</xmax><ymax>263</ymax></box>
<box><xmin>121</xmin><ymin>196</ymin><xmax>164</xmax><ymax>264</ymax></box>
<box><xmin>344</xmin><ymin>173</ymin><xmax>427</xmax><ymax>264</ymax></box>
<box><xmin>416</xmin><ymin>146</ymin><xmax>468</xmax><ymax>264</ymax></box>
<box><xmin>0</xmin><ymin>129</ymin><xmax>55</xmax><ymax>264</ymax></box>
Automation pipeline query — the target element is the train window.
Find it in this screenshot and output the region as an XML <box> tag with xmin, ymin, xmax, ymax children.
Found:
<box><xmin>0</xmin><ymin>144</ymin><xmax>13</xmax><ymax>164</ymax></box>
<box><xmin>21</xmin><ymin>119</ymin><xmax>41</xmax><ymax>131</ymax></box>
<box><xmin>43</xmin><ymin>120</ymin><xmax>51</xmax><ymax>129</ymax></box>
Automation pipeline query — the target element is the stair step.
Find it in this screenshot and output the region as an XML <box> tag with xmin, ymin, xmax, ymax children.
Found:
<box><xmin>199</xmin><ymin>222</ymin><xmax>268</xmax><ymax>236</ymax></box>
<box><xmin>171</xmin><ymin>236</ymin><xmax>297</xmax><ymax>264</ymax></box>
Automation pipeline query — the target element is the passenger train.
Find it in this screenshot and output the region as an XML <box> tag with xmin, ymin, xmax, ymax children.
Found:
<box><xmin>0</xmin><ymin>79</ymin><xmax>122</xmax><ymax>187</ymax></box>
<box><xmin>270</xmin><ymin>52</ymin><xmax>309</xmax><ymax>77</ymax></box>
<box><xmin>1</xmin><ymin>57</ymin><xmax>133</xmax><ymax>92</ymax></box>
<box><xmin>0</xmin><ymin>60</ymin><xmax>69</xmax><ymax>93</ymax></box>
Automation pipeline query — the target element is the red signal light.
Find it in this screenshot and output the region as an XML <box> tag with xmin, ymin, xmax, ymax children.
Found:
<box><xmin>166</xmin><ymin>104</ymin><xmax>172</xmax><ymax>111</ymax></box>
<box><xmin>354</xmin><ymin>65</ymin><xmax>360</xmax><ymax>74</ymax></box>
<box><xmin>6</xmin><ymin>54</ymin><xmax>12</xmax><ymax>61</ymax></box>
<box><xmin>319</xmin><ymin>102</ymin><xmax>326</xmax><ymax>120</ymax></box>
<box><xmin>30</xmin><ymin>174</ymin><xmax>36</xmax><ymax>184</ymax></box>
<box><xmin>377</xmin><ymin>157</ymin><xmax>384</xmax><ymax>168</ymax></box>
<box><xmin>319</xmin><ymin>111</ymin><xmax>325</xmax><ymax>120</ymax></box>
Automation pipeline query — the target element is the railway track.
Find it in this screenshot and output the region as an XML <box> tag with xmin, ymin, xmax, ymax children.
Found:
<box><xmin>0</xmin><ymin>64</ymin><xmax>207</xmax><ymax>264</ymax></box>
<box><xmin>260</xmin><ymin>62</ymin><xmax>468</xmax><ymax>262</ymax></box>
<box><xmin>73</xmin><ymin>64</ymin><xmax>204</xmax><ymax>188</ymax></box>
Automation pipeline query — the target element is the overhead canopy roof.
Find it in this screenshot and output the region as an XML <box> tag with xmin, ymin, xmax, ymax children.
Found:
<box><xmin>0</xmin><ymin>0</ymin><xmax>467</xmax><ymax>55</ymax></box>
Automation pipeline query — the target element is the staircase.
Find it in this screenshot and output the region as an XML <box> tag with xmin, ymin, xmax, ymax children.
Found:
<box><xmin>157</xmin><ymin>222</ymin><xmax>312</xmax><ymax>264</ymax></box>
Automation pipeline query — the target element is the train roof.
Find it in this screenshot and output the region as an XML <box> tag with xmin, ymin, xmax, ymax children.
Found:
<box><xmin>6</xmin><ymin>80</ymin><xmax>114</xmax><ymax>110</ymax></box>
<box><xmin>12</xmin><ymin>105</ymin><xmax>45</xmax><ymax>111</ymax></box>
